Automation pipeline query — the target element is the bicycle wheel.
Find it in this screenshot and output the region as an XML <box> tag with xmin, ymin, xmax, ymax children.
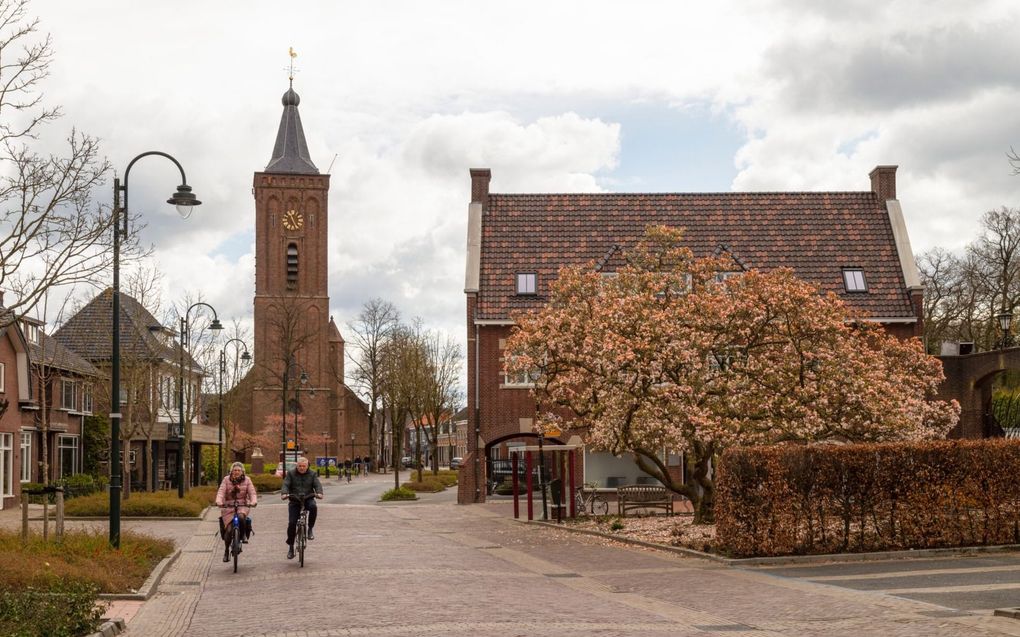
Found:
<box><xmin>593</xmin><ymin>495</ymin><xmax>609</xmax><ymax>516</ymax></box>
<box><xmin>298</xmin><ymin>520</ymin><xmax>306</xmax><ymax>567</ymax></box>
<box><xmin>231</xmin><ymin>528</ymin><xmax>240</xmax><ymax>573</ymax></box>
<box><xmin>574</xmin><ymin>492</ymin><xmax>586</xmax><ymax>516</ymax></box>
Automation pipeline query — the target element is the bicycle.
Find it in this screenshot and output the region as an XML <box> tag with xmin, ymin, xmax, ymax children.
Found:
<box><xmin>288</xmin><ymin>493</ymin><xmax>316</xmax><ymax>567</ymax></box>
<box><xmin>574</xmin><ymin>482</ymin><xmax>608</xmax><ymax>516</ymax></box>
<box><xmin>224</xmin><ymin>501</ymin><xmax>256</xmax><ymax>573</ymax></box>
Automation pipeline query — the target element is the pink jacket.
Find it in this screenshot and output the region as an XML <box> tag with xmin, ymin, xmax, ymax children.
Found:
<box><xmin>216</xmin><ymin>475</ymin><xmax>257</xmax><ymax>524</ymax></box>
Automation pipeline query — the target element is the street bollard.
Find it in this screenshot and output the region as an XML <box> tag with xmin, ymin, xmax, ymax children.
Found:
<box><xmin>21</xmin><ymin>493</ymin><xmax>28</xmax><ymax>543</ymax></box>
<box><xmin>55</xmin><ymin>488</ymin><xmax>64</xmax><ymax>540</ymax></box>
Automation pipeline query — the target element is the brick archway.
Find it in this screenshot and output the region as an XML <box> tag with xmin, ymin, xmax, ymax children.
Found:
<box><xmin>938</xmin><ymin>348</ymin><xmax>1020</xmax><ymax>438</ymax></box>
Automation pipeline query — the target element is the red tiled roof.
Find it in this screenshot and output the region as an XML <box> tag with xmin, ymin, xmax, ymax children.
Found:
<box><xmin>477</xmin><ymin>191</ymin><xmax>914</xmax><ymax>321</ymax></box>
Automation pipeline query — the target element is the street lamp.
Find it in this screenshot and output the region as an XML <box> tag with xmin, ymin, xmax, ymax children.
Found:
<box><xmin>351</xmin><ymin>432</ymin><xmax>356</xmax><ymax>467</ymax></box>
<box><xmin>110</xmin><ymin>151</ymin><xmax>201</xmax><ymax>548</ymax></box>
<box><xmin>281</xmin><ymin>359</ymin><xmax>312</xmax><ymax>472</ymax></box>
<box><xmin>177</xmin><ymin>302</ymin><xmax>224</xmax><ymax>498</ymax></box>
<box><xmin>997</xmin><ymin>309</ymin><xmax>1013</xmax><ymax>349</ymax></box>
<box><xmin>218</xmin><ymin>338</ymin><xmax>251</xmax><ymax>484</ymax></box>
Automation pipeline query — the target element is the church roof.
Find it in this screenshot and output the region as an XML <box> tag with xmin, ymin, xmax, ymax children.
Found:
<box><xmin>265</xmin><ymin>85</ymin><xmax>319</xmax><ymax>175</ymax></box>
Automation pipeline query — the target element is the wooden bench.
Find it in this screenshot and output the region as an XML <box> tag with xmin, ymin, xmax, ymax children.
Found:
<box><xmin>617</xmin><ymin>485</ymin><xmax>674</xmax><ymax>517</ymax></box>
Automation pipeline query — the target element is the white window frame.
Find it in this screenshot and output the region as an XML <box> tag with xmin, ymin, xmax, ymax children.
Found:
<box><xmin>57</xmin><ymin>434</ymin><xmax>79</xmax><ymax>479</ymax></box>
<box><xmin>0</xmin><ymin>361</ymin><xmax>5</xmax><ymax>393</ymax></box>
<box><xmin>82</xmin><ymin>384</ymin><xmax>93</xmax><ymax>414</ymax></box>
<box><xmin>0</xmin><ymin>433</ymin><xmax>13</xmax><ymax>498</ymax></box>
<box><xmin>22</xmin><ymin>322</ymin><xmax>39</xmax><ymax>344</ymax></box>
<box><xmin>501</xmin><ymin>355</ymin><xmax>537</xmax><ymax>388</ymax></box>
<box><xmin>61</xmin><ymin>378</ymin><xmax>78</xmax><ymax>411</ymax></box>
<box><xmin>842</xmin><ymin>268</ymin><xmax>867</xmax><ymax>292</ymax></box>
<box><xmin>515</xmin><ymin>272</ymin><xmax>537</xmax><ymax>296</ymax></box>
<box><xmin>19</xmin><ymin>432</ymin><xmax>31</xmax><ymax>483</ymax></box>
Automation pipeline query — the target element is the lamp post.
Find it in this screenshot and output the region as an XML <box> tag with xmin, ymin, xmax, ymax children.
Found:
<box><xmin>351</xmin><ymin>432</ymin><xmax>356</xmax><ymax>467</ymax></box>
<box><xmin>110</xmin><ymin>151</ymin><xmax>201</xmax><ymax>548</ymax></box>
<box><xmin>177</xmin><ymin>302</ymin><xmax>223</xmax><ymax>498</ymax></box>
<box><xmin>218</xmin><ymin>338</ymin><xmax>251</xmax><ymax>484</ymax></box>
<box><xmin>997</xmin><ymin>309</ymin><xmax>1013</xmax><ymax>349</ymax></box>
<box><xmin>281</xmin><ymin>359</ymin><xmax>311</xmax><ymax>472</ymax></box>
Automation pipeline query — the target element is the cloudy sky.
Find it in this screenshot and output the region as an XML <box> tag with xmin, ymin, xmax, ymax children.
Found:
<box><xmin>24</xmin><ymin>0</ymin><xmax>1020</xmax><ymax>387</ymax></box>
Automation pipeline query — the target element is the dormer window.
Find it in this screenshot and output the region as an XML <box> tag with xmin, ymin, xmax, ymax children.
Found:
<box><xmin>516</xmin><ymin>272</ymin><xmax>537</xmax><ymax>295</ymax></box>
<box><xmin>22</xmin><ymin>322</ymin><xmax>38</xmax><ymax>344</ymax></box>
<box><xmin>842</xmin><ymin>268</ymin><xmax>867</xmax><ymax>292</ymax></box>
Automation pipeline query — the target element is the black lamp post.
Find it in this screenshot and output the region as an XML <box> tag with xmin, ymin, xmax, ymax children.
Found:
<box><xmin>281</xmin><ymin>359</ymin><xmax>311</xmax><ymax>472</ymax></box>
<box><xmin>110</xmin><ymin>151</ymin><xmax>200</xmax><ymax>548</ymax></box>
<box><xmin>218</xmin><ymin>338</ymin><xmax>251</xmax><ymax>484</ymax></box>
<box><xmin>997</xmin><ymin>309</ymin><xmax>1013</xmax><ymax>349</ymax></box>
<box><xmin>177</xmin><ymin>302</ymin><xmax>223</xmax><ymax>498</ymax></box>
<box><xmin>351</xmin><ymin>432</ymin><xmax>356</xmax><ymax>467</ymax></box>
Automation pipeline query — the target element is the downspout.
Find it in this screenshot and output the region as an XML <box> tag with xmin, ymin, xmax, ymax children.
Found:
<box><xmin>474</xmin><ymin>322</ymin><xmax>480</xmax><ymax>502</ymax></box>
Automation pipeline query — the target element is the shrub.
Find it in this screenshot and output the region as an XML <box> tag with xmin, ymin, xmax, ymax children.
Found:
<box><xmin>381</xmin><ymin>487</ymin><xmax>417</xmax><ymax>501</ymax></box>
<box><xmin>65</xmin><ymin>491</ymin><xmax>204</xmax><ymax>517</ymax></box>
<box><xmin>610</xmin><ymin>519</ymin><xmax>625</xmax><ymax>532</ymax></box>
<box><xmin>716</xmin><ymin>439</ymin><xmax>1020</xmax><ymax>558</ymax></box>
<box><xmin>250</xmin><ymin>474</ymin><xmax>282</xmax><ymax>493</ymax></box>
<box><xmin>0</xmin><ymin>579</ymin><xmax>104</xmax><ymax>637</ymax></box>
<box><xmin>401</xmin><ymin>477</ymin><xmax>446</xmax><ymax>493</ymax></box>
<box><xmin>494</xmin><ymin>479</ymin><xmax>529</xmax><ymax>495</ymax></box>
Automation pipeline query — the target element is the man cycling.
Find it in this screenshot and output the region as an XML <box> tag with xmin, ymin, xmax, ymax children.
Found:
<box><xmin>280</xmin><ymin>456</ymin><xmax>324</xmax><ymax>560</ymax></box>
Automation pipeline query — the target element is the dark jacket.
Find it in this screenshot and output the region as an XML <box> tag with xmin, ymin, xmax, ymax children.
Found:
<box><xmin>282</xmin><ymin>468</ymin><xmax>323</xmax><ymax>498</ymax></box>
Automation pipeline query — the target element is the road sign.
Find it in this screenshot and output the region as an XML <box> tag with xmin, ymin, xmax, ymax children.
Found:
<box><xmin>316</xmin><ymin>456</ymin><xmax>337</xmax><ymax>468</ymax></box>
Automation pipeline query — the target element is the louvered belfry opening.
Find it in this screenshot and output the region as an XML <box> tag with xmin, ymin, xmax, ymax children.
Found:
<box><xmin>287</xmin><ymin>243</ymin><xmax>298</xmax><ymax>290</ymax></box>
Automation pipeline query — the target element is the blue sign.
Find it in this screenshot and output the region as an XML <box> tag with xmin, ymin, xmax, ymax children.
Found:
<box><xmin>316</xmin><ymin>457</ymin><xmax>337</xmax><ymax>468</ymax></box>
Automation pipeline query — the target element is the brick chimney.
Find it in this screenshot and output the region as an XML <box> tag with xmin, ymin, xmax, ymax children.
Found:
<box><xmin>470</xmin><ymin>168</ymin><xmax>491</xmax><ymax>207</ymax></box>
<box><xmin>869</xmin><ymin>165</ymin><xmax>898</xmax><ymax>202</ymax></box>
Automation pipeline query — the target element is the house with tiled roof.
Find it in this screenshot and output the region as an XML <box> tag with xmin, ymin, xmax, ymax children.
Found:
<box><xmin>19</xmin><ymin>313</ymin><xmax>101</xmax><ymax>487</ymax></box>
<box><xmin>54</xmin><ymin>288</ymin><xmax>213</xmax><ymax>492</ymax></box>
<box><xmin>0</xmin><ymin>303</ymin><xmax>31</xmax><ymax>510</ymax></box>
<box><xmin>459</xmin><ymin>166</ymin><xmax>923</xmax><ymax>504</ymax></box>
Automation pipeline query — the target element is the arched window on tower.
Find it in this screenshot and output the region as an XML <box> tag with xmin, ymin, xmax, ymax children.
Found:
<box><xmin>287</xmin><ymin>243</ymin><xmax>298</xmax><ymax>290</ymax></box>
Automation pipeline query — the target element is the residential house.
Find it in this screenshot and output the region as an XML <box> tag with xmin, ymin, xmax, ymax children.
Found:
<box><xmin>460</xmin><ymin>166</ymin><xmax>924</xmax><ymax>503</ymax></box>
<box><xmin>0</xmin><ymin>308</ymin><xmax>30</xmax><ymax>510</ymax></box>
<box><xmin>54</xmin><ymin>289</ymin><xmax>214</xmax><ymax>491</ymax></box>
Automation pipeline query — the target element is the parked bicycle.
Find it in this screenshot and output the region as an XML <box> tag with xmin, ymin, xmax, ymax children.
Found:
<box><xmin>288</xmin><ymin>493</ymin><xmax>315</xmax><ymax>567</ymax></box>
<box><xmin>225</xmin><ymin>501</ymin><xmax>256</xmax><ymax>573</ymax></box>
<box><xmin>574</xmin><ymin>482</ymin><xmax>608</xmax><ymax>515</ymax></box>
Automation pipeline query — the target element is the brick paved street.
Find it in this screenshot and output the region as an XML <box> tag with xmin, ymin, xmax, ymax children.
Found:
<box><xmin>98</xmin><ymin>473</ymin><xmax>1020</xmax><ymax>637</ymax></box>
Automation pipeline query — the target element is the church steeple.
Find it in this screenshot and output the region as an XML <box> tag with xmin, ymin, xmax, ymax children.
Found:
<box><xmin>265</xmin><ymin>86</ymin><xmax>319</xmax><ymax>174</ymax></box>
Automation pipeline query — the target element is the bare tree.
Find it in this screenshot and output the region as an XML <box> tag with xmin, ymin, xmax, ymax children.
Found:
<box><xmin>420</xmin><ymin>328</ymin><xmax>462</xmax><ymax>475</ymax></box>
<box><xmin>346</xmin><ymin>298</ymin><xmax>399</xmax><ymax>469</ymax></box>
<box><xmin>0</xmin><ymin>1</ymin><xmax>130</xmax><ymax>326</ymax></box>
<box><xmin>379</xmin><ymin>324</ymin><xmax>423</xmax><ymax>490</ymax></box>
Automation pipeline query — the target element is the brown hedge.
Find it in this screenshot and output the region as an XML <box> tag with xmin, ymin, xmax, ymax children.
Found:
<box><xmin>715</xmin><ymin>440</ymin><xmax>1020</xmax><ymax>558</ymax></box>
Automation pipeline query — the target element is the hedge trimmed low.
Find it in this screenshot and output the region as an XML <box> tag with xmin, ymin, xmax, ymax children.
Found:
<box><xmin>401</xmin><ymin>477</ymin><xmax>446</xmax><ymax>493</ymax></box>
<box><xmin>716</xmin><ymin>439</ymin><xmax>1020</xmax><ymax>558</ymax></box>
<box><xmin>249</xmin><ymin>474</ymin><xmax>282</xmax><ymax>492</ymax></box>
<box><xmin>381</xmin><ymin>487</ymin><xmax>417</xmax><ymax>501</ymax></box>
<box><xmin>65</xmin><ymin>490</ymin><xmax>206</xmax><ymax>517</ymax></box>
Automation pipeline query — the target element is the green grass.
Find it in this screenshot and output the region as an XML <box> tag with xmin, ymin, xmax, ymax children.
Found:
<box><xmin>380</xmin><ymin>487</ymin><xmax>418</xmax><ymax>501</ymax></box>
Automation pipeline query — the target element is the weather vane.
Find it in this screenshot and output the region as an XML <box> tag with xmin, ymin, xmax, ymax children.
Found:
<box><xmin>286</xmin><ymin>47</ymin><xmax>299</xmax><ymax>87</ymax></box>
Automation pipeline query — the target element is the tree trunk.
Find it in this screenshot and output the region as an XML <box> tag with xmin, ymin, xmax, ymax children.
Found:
<box><xmin>145</xmin><ymin>435</ymin><xmax>154</xmax><ymax>492</ymax></box>
<box><xmin>634</xmin><ymin>446</ymin><xmax>716</xmax><ymax>524</ymax></box>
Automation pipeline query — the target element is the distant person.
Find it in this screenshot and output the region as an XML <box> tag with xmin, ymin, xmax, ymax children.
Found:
<box><xmin>280</xmin><ymin>456</ymin><xmax>323</xmax><ymax>560</ymax></box>
<box><xmin>354</xmin><ymin>456</ymin><xmax>362</xmax><ymax>475</ymax></box>
<box><xmin>215</xmin><ymin>462</ymin><xmax>257</xmax><ymax>563</ymax></box>
<box><xmin>344</xmin><ymin>457</ymin><xmax>352</xmax><ymax>483</ymax></box>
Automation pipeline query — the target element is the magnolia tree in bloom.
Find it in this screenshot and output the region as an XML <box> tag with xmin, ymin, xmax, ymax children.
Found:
<box><xmin>505</xmin><ymin>226</ymin><xmax>959</xmax><ymax>523</ymax></box>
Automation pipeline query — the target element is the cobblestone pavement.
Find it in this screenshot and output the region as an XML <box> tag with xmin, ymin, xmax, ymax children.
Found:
<box><xmin>107</xmin><ymin>478</ymin><xmax>1020</xmax><ymax>637</ymax></box>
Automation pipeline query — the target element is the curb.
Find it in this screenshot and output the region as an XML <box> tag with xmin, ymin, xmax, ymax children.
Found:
<box><xmin>99</xmin><ymin>548</ymin><xmax>181</xmax><ymax>601</ymax></box>
<box><xmin>525</xmin><ymin>519</ymin><xmax>1020</xmax><ymax>566</ymax></box>
<box><xmin>994</xmin><ymin>608</ymin><xmax>1020</xmax><ymax>620</ymax></box>
<box><xmin>85</xmin><ymin>617</ymin><xmax>125</xmax><ymax>637</ymax></box>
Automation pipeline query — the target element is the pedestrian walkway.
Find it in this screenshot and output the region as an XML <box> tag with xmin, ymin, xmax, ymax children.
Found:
<box><xmin>110</xmin><ymin>483</ymin><xmax>1020</xmax><ymax>637</ymax></box>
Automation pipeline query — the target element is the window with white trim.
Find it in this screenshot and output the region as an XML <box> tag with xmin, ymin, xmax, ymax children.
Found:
<box><xmin>61</xmin><ymin>379</ymin><xmax>78</xmax><ymax>410</ymax></box>
<box><xmin>0</xmin><ymin>433</ymin><xmax>12</xmax><ymax>497</ymax></box>
<box><xmin>515</xmin><ymin>272</ymin><xmax>537</xmax><ymax>295</ymax></box>
<box><xmin>842</xmin><ymin>268</ymin><xmax>867</xmax><ymax>292</ymax></box>
<box><xmin>501</xmin><ymin>355</ymin><xmax>538</xmax><ymax>387</ymax></box>
<box><xmin>57</xmin><ymin>435</ymin><xmax>78</xmax><ymax>478</ymax></box>
<box><xmin>22</xmin><ymin>322</ymin><xmax>38</xmax><ymax>344</ymax></box>
<box><xmin>19</xmin><ymin>433</ymin><xmax>31</xmax><ymax>482</ymax></box>
<box><xmin>82</xmin><ymin>384</ymin><xmax>93</xmax><ymax>414</ymax></box>
<box><xmin>0</xmin><ymin>361</ymin><xmax>5</xmax><ymax>393</ymax></box>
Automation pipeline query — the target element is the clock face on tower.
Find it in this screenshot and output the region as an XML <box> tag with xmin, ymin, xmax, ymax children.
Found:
<box><xmin>282</xmin><ymin>209</ymin><xmax>304</xmax><ymax>231</ymax></box>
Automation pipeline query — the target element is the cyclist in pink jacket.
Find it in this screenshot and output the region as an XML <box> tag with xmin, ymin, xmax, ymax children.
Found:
<box><xmin>215</xmin><ymin>462</ymin><xmax>258</xmax><ymax>562</ymax></box>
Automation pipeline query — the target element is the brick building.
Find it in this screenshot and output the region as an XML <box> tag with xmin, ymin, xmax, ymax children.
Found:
<box><xmin>460</xmin><ymin>166</ymin><xmax>924</xmax><ymax>504</ymax></box>
<box><xmin>243</xmin><ymin>82</ymin><xmax>368</xmax><ymax>467</ymax></box>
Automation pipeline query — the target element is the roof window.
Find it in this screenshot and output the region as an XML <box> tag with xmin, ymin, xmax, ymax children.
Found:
<box><xmin>842</xmin><ymin>268</ymin><xmax>867</xmax><ymax>292</ymax></box>
<box><xmin>516</xmin><ymin>273</ymin><xmax>537</xmax><ymax>295</ymax></box>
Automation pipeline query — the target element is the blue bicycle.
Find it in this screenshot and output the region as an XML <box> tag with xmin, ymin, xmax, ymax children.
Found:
<box><xmin>225</xmin><ymin>501</ymin><xmax>256</xmax><ymax>573</ymax></box>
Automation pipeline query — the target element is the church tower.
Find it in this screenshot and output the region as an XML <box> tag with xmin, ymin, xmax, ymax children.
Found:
<box><xmin>251</xmin><ymin>84</ymin><xmax>343</xmax><ymax>461</ymax></box>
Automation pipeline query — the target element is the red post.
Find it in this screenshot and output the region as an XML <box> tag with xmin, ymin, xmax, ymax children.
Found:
<box><xmin>568</xmin><ymin>449</ymin><xmax>576</xmax><ymax>518</ymax></box>
<box><xmin>526</xmin><ymin>451</ymin><xmax>533</xmax><ymax>521</ymax></box>
<box><xmin>512</xmin><ymin>452</ymin><xmax>520</xmax><ymax>519</ymax></box>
